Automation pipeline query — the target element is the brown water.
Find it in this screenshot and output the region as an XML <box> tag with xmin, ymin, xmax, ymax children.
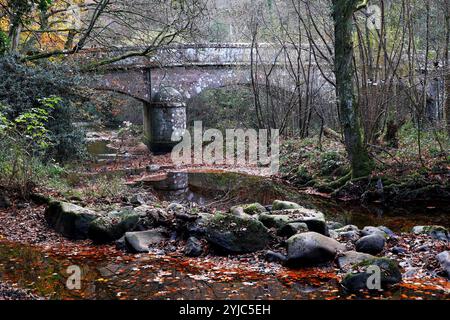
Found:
<box><xmin>144</xmin><ymin>171</ymin><xmax>450</xmax><ymax>233</ymax></box>
<box><xmin>0</xmin><ymin>240</ymin><xmax>448</xmax><ymax>300</ymax></box>
<box><xmin>87</xmin><ymin>141</ymin><xmax>117</xmax><ymax>161</ymax></box>
<box><xmin>3</xmin><ymin>148</ymin><xmax>448</xmax><ymax>300</ymax></box>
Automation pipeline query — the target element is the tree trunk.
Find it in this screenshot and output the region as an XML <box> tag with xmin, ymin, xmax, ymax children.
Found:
<box><xmin>445</xmin><ymin>0</ymin><xmax>450</xmax><ymax>135</ymax></box>
<box><xmin>8</xmin><ymin>21</ymin><xmax>22</xmax><ymax>53</ymax></box>
<box><xmin>332</xmin><ymin>0</ymin><xmax>372</xmax><ymax>178</ymax></box>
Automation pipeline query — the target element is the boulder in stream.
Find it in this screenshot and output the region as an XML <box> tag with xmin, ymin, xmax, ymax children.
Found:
<box><xmin>205</xmin><ymin>213</ymin><xmax>271</xmax><ymax>254</ymax></box>
<box><xmin>124</xmin><ymin>228</ymin><xmax>169</xmax><ymax>253</ymax></box>
<box><xmin>259</xmin><ymin>208</ymin><xmax>326</xmax><ymax>235</ymax></box>
<box><xmin>45</xmin><ymin>201</ymin><xmax>100</xmax><ymax>239</ymax></box>
<box><xmin>361</xmin><ymin>226</ymin><xmax>388</xmax><ymax>238</ymax></box>
<box><xmin>88</xmin><ymin>209</ymin><xmax>140</xmax><ymax>243</ymax></box>
<box><xmin>341</xmin><ymin>257</ymin><xmax>402</xmax><ymax>292</ymax></box>
<box><xmin>286</xmin><ymin>232</ymin><xmax>345</xmax><ymax>267</ymax></box>
<box><xmin>355</xmin><ymin>234</ymin><xmax>386</xmax><ymax>255</ymax></box>
<box><xmin>337</xmin><ymin>251</ymin><xmax>375</xmax><ymax>270</ymax></box>
<box><xmin>241</xmin><ymin>203</ymin><xmax>267</xmax><ymax>215</ymax></box>
<box><xmin>412</xmin><ymin>226</ymin><xmax>449</xmax><ymax>241</ymax></box>
<box><xmin>272</xmin><ymin>200</ymin><xmax>302</xmax><ymax>210</ymax></box>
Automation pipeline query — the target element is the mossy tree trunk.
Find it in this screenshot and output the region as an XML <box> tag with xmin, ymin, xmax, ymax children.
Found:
<box><xmin>332</xmin><ymin>0</ymin><xmax>372</xmax><ymax>178</ymax></box>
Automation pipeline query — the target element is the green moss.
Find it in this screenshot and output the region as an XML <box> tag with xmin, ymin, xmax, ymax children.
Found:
<box><xmin>242</xmin><ymin>203</ymin><xmax>266</xmax><ymax>215</ymax></box>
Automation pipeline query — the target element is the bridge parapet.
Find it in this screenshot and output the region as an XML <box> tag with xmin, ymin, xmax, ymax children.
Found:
<box><xmin>80</xmin><ymin>43</ymin><xmax>310</xmax><ymax>69</ymax></box>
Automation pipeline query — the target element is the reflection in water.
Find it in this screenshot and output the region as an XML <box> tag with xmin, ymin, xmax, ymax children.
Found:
<box><xmin>1</xmin><ymin>240</ymin><xmax>447</xmax><ymax>300</ymax></box>
<box><xmin>87</xmin><ymin>141</ymin><xmax>117</xmax><ymax>161</ymax></box>
<box><xmin>144</xmin><ymin>171</ymin><xmax>450</xmax><ymax>233</ymax></box>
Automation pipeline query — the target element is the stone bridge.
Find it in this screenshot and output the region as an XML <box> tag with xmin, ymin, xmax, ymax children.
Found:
<box><xmin>82</xmin><ymin>43</ymin><xmax>320</xmax><ymax>103</ymax></box>
<box><xmin>80</xmin><ymin>43</ymin><xmax>327</xmax><ymax>152</ymax></box>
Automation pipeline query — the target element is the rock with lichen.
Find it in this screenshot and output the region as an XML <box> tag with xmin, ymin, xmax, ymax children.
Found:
<box><xmin>205</xmin><ymin>213</ymin><xmax>271</xmax><ymax>254</ymax></box>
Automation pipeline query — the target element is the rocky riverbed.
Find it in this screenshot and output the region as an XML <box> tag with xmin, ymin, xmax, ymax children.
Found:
<box><xmin>0</xmin><ymin>165</ymin><xmax>449</xmax><ymax>300</ymax></box>
<box><xmin>40</xmin><ymin>196</ymin><xmax>450</xmax><ymax>295</ymax></box>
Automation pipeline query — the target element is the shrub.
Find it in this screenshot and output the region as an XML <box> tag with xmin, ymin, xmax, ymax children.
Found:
<box><xmin>0</xmin><ymin>101</ymin><xmax>55</xmax><ymax>194</ymax></box>
<box><xmin>0</xmin><ymin>56</ymin><xmax>86</xmax><ymax>161</ymax></box>
<box><xmin>319</xmin><ymin>151</ymin><xmax>345</xmax><ymax>175</ymax></box>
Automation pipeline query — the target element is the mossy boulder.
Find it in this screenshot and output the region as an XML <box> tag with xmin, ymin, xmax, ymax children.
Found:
<box><xmin>88</xmin><ymin>209</ymin><xmax>140</xmax><ymax>243</ymax></box>
<box><xmin>337</xmin><ymin>251</ymin><xmax>375</xmax><ymax>271</ymax></box>
<box><xmin>272</xmin><ymin>200</ymin><xmax>302</xmax><ymax>210</ymax></box>
<box><xmin>259</xmin><ymin>208</ymin><xmax>326</xmax><ymax>235</ymax></box>
<box><xmin>242</xmin><ymin>203</ymin><xmax>267</xmax><ymax>215</ymax></box>
<box><xmin>45</xmin><ymin>201</ymin><xmax>100</xmax><ymax>239</ymax></box>
<box><xmin>205</xmin><ymin>213</ymin><xmax>271</xmax><ymax>254</ymax></box>
<box><xmin>412</xmin><ymin>226</ymin><xmax>449</xmax><ymax>241</ymax></box>
<box><xmin>341</xmin><ymin>258</ymin><xmax>402</xmax><ymax>292</ymax></box>
<box><xmin>286</xmin><ymin>232</ymin><xmax>345</xmax><ymax>267</ymax></box>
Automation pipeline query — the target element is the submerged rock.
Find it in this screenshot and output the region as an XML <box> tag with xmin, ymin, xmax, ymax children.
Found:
<box><xmin>412</xmin><ymin>226</ymin><xmax>449</xmax><ymax>241</ymax></box>
<box><xmin>341</xmin><ymin>258</ymin><xmax>402</xmax><ymax>292</ymax></box>
<box><xmin>355</xmin><ymin>234</ymin><xmax>386</xmax><ymax>255</ymax></box>
<box><xmin>272</xmin><ymin>200</ymin><xmax>302</xmax><ymax>210</ymax></box>
<box><xmin>45</xmin><ymin>201</ymin><xmax>99</xmax><ymax>239</ymax></box>
<box><xmin>436</xmin><ymin>251</ymin><xmax>450</xmax><ymax>279</ymax></box>
<box><xmin>337</xmin><ymin>251</ymin><xmax>375</xmax><ymax>270</ymax></box>
<box><xmin>88</xmin><ymin>209</ymin><xmax>140</xmax><ymax>243</ymax></box>
<box><xmin>286</xmin><ymin>232</ymin><xmax>345</xmax><ymax>267</ymax></box>
<box><xmin>205</xmin><ymin>213</ymin><xmax>270</xmax><ymax>254</ymax></box>
<box><xmin>124</xmin><ymin>228</ymin><xmax>169</xmax><ymax>253</ymax></box>
<box><xmin>184</xmin><ymin>236</ymin><xmax>203</xmax><ymax>257</ymax></box>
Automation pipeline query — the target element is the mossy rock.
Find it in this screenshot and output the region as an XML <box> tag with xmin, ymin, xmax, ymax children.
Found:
<box><xmin>45</xmin><ymin>201</ymin><xmax>100</xmax><ymax>240</ymax></box>
<box><xmin>259</xmin><ymin>208</ymin><xmax>326</xmax><ymax>235</ymax></box>
<box><xmin>88</xmin><ymin>209</ymin><xmax>140</xmax><ymax>243</ymax></box>
<box><xmin>272</xmin><ymin>200</ymin><xmax>302</xmax><ymax>210</ymax></box>
<box><xmin>412</xmin><ymin>226</ymin><xmax>449</xmax><ymax>241</ymax></box>
<box><xmin>286</xmin><ymin>232</ymin><xmax>345</xmax><ymax>267</ymax></box>
<box><xmin>341</xmin><ymin>257</ymin><xmax>402</xmax><ymax>292</ymax></box>
<box><xmin>242</xmin><ymin>203</ymin><xmax>267</xmax><ymax>215</ymax></box>
<box><xmin>205</xmin><ymin>213</ymin><xmax>271</xmax><ymax>254</ymax></box>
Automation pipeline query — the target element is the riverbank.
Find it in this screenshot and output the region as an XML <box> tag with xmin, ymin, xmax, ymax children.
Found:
<box><xmin>0</xmin><ymin>182</ymin><xmax>449</xmax><ymax>300</ymax></box>
<box><xmin>0</xmin><ymin>129</ymin><xmax>448</xmax><ymax>300</ymax></box>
